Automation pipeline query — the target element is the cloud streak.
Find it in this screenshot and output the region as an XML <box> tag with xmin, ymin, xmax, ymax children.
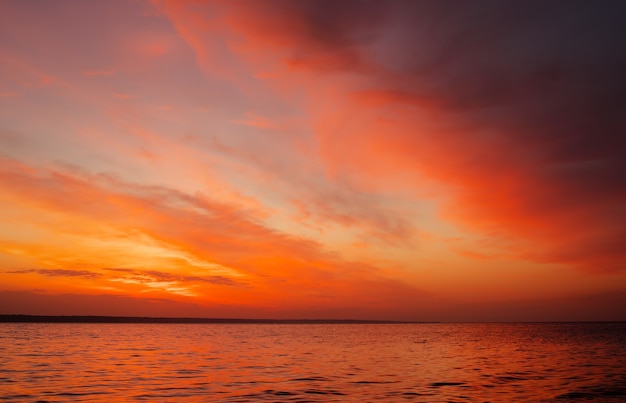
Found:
<box><xmin>8</xmin><ymin>269</ymin><xmax>103</xmax><ymax>280</ymax></box>
<box><xmin>0</xmin><ymin>156</ymin><xmax>427</xmax><ymax>314</ymax></box>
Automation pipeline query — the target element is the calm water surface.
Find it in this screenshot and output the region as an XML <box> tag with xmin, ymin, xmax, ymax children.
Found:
<box><xmin>1</xmin><ymin>323</ymin><xmax>625</xmax><ymax>402</ymax></box>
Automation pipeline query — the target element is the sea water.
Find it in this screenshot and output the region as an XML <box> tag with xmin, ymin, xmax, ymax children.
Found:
<box><xmin>1</xmin><ymin>322</ymin><xmax>625</xmax><ymax>402</ymax></box>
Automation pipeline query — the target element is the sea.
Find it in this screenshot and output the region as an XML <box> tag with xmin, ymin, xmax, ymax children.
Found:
<box><xmin>1</xmin><ymin>322</ymin><xmax>624</xmax><ymax>402</ymax></box>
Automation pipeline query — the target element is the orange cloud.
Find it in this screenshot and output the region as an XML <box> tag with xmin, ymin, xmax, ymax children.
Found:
<box><xmin>0</xmin><ymin>157</ymin><xmax>428</xmax><ymax>314</ymax></box>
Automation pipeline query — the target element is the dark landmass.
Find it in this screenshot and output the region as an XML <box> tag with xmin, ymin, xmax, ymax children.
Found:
<box><xmin>0</xmin><ymin>314</ymin><xmax>430</xmax><ymax>324</ymax></box>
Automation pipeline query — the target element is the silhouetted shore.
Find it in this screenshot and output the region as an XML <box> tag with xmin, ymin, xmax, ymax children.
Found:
<box><xmin>0</xmin><ymin>314</ymin><xmax>432</xmax><ymax>324</ymax></box>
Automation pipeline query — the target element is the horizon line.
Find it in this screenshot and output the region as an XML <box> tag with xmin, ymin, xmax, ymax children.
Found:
<box><xmin>1</xmin><ymin>314</ymin><xmax>624</xmax><ymax>324</ymax></box>
<box><xmin>0</xmin><ymin>314</ymin><xmax>427</xmax><ymax>324</ymax></box>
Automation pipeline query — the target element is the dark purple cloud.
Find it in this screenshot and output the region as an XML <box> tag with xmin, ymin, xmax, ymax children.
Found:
<box><xmin>8</xmin><ymin>268</ymin><xmax>102</xmax><ymax>279</ymax></box>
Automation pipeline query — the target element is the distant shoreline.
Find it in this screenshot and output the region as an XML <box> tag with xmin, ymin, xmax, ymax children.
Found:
<box><xmin>2</xmin><ymin>315</ymin><xmax>622</xmax><ymax>324</ymax></box>
<box><xmin>0</xmin><ymin>314</ymin><xmax>432</xmax><ymax>324</ymax></box>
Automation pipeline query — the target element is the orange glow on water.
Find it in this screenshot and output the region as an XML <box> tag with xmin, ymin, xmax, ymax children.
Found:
<box><xmin>2</xmin><ymin>323</ymin><xmax>624</xmax><ymax>401</ymax></box>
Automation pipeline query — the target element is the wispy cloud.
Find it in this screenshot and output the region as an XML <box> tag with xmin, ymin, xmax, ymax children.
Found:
<box><xmin>0</xmin><ymin>156</ymin><xmax>425</xmax><ymax>311</ymax></box>
<box><xmin>8</xmin><ymin>268</ymin><xmax>103</xmax><ymax>280</ymax></box>
<box><xmin>82</xmin><ymin>69</ymin><xmax>116</xmax><ymax>77</ymax></box>
<box><xmin>232</xmin><ymin>112</ymin><xmax>282</xmax><ymax>129</ymax></box>
<box><xmin>104</xmin><ymin>267</ymin><xmax>241</xmax><ymax>286</ymax></box>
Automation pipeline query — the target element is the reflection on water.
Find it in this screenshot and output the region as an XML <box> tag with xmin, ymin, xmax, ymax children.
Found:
<box><xmin>1</xmin><ymin>323</ymin><xmax>625</xmax><ymax>401</ymax></box>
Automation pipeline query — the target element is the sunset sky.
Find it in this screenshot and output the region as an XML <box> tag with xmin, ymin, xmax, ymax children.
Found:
<box><xmin>1</xmin><ymin>0</ymin><xmax>625</xmax><ymax>321</ymax></box>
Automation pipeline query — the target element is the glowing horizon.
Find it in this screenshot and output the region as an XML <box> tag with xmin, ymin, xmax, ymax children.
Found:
<box><xmin>1</xmin><ymin>0</ymin><xmax>625</xmax><ymax>321</ymax></box>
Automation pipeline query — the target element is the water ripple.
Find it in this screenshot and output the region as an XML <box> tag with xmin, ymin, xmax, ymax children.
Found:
<box><xmin>0</xmin><ymin>322</ymin><xmax>624</xmax><ymax>402</ymax></box>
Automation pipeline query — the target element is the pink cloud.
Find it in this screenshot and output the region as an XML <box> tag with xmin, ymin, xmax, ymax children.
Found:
<box><xmin>177</xmin><ymin>0</ymin><xmax>626</xmax><ymax>274</ymax></box>
<box><xmin>82</xmin><ymin>69</ymin><xmax>116</xmax><ymax>77</ymax></box>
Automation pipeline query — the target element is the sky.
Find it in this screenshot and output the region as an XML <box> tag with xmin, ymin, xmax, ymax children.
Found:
<box><xmin>1</xmin><ymin>0</ymin><xmax>625</xmax><ymax>321</ymax></box>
